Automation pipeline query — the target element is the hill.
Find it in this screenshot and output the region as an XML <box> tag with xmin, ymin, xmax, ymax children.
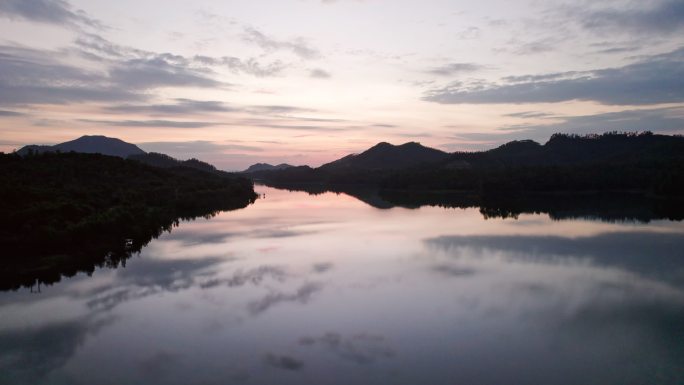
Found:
<box><xmin>442</xmin><ymin>132</ymin><xmax>684</xmax><ymax>168</ymax></box>
<box><xmin>243</xmin><ymin>163</ymin><xmax>295</xmax><ymax>173</ymax></box>
<box><xmin>248</xmin><ymin>132</ymin><xmax>684</xmax><ymax>196</ymax></box>
<box><xmin>128</xmin><ymin>152</ymin><xmax>228</xmax><ymax>175</ymax></box>
<box><xmin>17</xmin><ymin>135</ymin><xmax>146</xmax><ymax>158</ymax></box>
<box><xmin>17</xmin><ymin>135</ymin><xmax>236</xmax><ymax>178</ymax></box>
<box><xmin>248</xmin><ymin>141</ymin><xmax>450</xmax><ymax>184</ymax></box>
<box><xmin>384</xmin><ymin>132</ymin><xmax>684</xmax><ymax>194</ymax></box>
<box><xmin>320</xmin><ymin>141</ymin><xmax>448</xmax><ymax>171</ymax></box>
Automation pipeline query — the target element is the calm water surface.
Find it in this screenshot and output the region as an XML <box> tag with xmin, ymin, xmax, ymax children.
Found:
<box><xmin>2</xmin><ymin>186</ymin><xmax>684</xmax><ymax>385</ymax></box>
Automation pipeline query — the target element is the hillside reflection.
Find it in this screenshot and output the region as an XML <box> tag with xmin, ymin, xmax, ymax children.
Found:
<box><xmin>0</xmin><ymin>200</ymin><xmax>255</xmax><ymax>292</ymax></box>
<box><xmin>264</xmin><ymin>182</ymin><xmax>684</xmax><ymax>222</ymax></box>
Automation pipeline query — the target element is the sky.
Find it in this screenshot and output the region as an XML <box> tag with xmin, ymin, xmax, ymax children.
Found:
<box><xmin>0</xmin><ymin>0</ymin><xmax>683</xmax><ymax>170</ymax></box>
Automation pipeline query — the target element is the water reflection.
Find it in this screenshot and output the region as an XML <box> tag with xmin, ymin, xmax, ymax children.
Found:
<box><xmin>265</xmin><ymin>181</ymin><xmax>684</xmax><ymax>222</ymax></box>
<box><xmin>0</xmin><ymin>204</ymin><xmax>252</xmax><ymax>292</ymax></box>
<box><xmin>426</xmin><ymin>231</ymin><xmax>684</xmax><ymax>285</ymax></box>
<box><xmin>0</xmin><ymin>186</ymin><xmax>683</xmax><ymax>385</ymax></box>
<box><xmin>298</xmin><ymin>332</ymin><xmax>395</xmax><ymax>365</ymax></box>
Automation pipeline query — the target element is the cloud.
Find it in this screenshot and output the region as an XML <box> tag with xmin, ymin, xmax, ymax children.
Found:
<box><xmin>509</xmin><ymin>37</ymin><xmax>558</xmax><ymax>55</ymax></box>
<box><xmin>263</xmin><ymin>353</ymin><xmax>304</xmax><ymax>371</ymax></box>
<box><xmin>242</xmin><ymin>27</ymin><xmax>321</xmax><ymax>59</ymax></box>
<box><xmin>193</xmin><ymin>55</ymin><xmax>288</xmax><ymax>77</ymax></box>
<box><xmin>105</xmin><ymin>99</ymin><xmax>317</xmax><ymax>118</ymax></box>
<box><xmin>75</xmin><ymin>33</ymin><xmax>287</xmax><ymax>78</ymax></box>
<box><xmin>590</xmin><ymin>41</ymin><xmax>642</xmax><ymax>55</ymax></box>
<box><xmin>0</xmin><ymin>110</ymin><xmax>23</xmax><ymax>117</ymax></box>
<box><xmin>508</xmin><ymin>107</ymin><xmax>684</xmax><ymax>139</ymax></box>
<box><xmin>253</xmin><ymin>123</ymin><xmax>355</xmax><ymax>131</ymax></box>
<box><xmin>106</xmin><ymin>99</ymin><xmax>235</xmax><ymax>115</ymax></box>
<box><xmin>0</xmin><ymin>43</ymin><xmax>226</xmax><ymax>106</ymax></box>
<box><xmin>0</xmin><ymin>0</ymin><xmax>102</xmax><ymax>29</ymax></box>
<box><xmin>448</xmin><ymin>107</ymin><xmax>684</xmax><ymax>149</ymax></box>
<box><xmin>320</xmin><ymin>0</ymin><xmax>367</xmax><ymax>4</ymax></box>
<box><xmin>564</xmin><ymin>0</ymin><xmax>684</xmax><ymax>35</ymax></box>
<box><xmin>426</xmin><ymin>63</ymin><xmax>484</xmax><ymax>76</ymax></box>
<box><xmin>504</xmin><ymin>111</ymin><xmax>555</xmax><ymax>119</ymax></box>
<box><xmin>74</xmin><ymin>32</ymin><xmax>147</xmax><ymax>60</ymax></box>
<box><xmin>309</xmin><ymin>68</ymin><xmax>331</xmax><ymax>78</ymax></box>
<box><xmin>0</xmin><ymin>81</ymin><xmax>139</xmax><ymax>106</ymax></box>
<box><xmin>0</xmin><ymin>45</ymin><xmax>142</xmax><ymax>105</ymax></box>
<box><xmin>77</xmin><ymin>119</ymin><xmax>220</xmax><ymax>128</ymax></box>
<box><xmin>423</xmin><ymin>48</ymin><xmax>684</xmax><ymax>105</ymax></box>
<box><xmin>108</xmin><ymin>57</ymin><xmax>224</xmax><ymax>89</ymax></box>
<box><xmin>0</xmin><ymin>26</ymin><xmax>300</xmax><ymax>106</ymax></box>
<box><xmin>248</xmin><ymin>105</ymin><xmax>316</xmax><ymax>115</ymax></box>
<box><xmin>456</xmin><ymin>26</ymin><xmax>481</xmax><ymax>39</ymax></box>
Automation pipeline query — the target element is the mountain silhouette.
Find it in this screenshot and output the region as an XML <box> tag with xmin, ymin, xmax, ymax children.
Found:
<box><xmin>16</xmin><ymin>135</ymin><xmax>231</xmax><ymax>175</ymax></box>
<box><xmin>320</xmin><ymin>141</ymin><xmax>449</xmax><ymax>171</ymax></box>
<box><xmin>443</xmin><ymin>132</ymin><xmax>684</xmax><ymax>168</ymax></box>
<box><xmin>243</xmin><ymin>163</ymin><xmax>295</xmax><ymax>173</ymax></box>
<box><xmin>17</xmin><ymin>135</ymin><xmax>146</xmax><ymax>158</ymax></box>
<box><xmin>247</xmin><ymin>132</ymin><xmax>684</xmax><ymax>196</ymax></box>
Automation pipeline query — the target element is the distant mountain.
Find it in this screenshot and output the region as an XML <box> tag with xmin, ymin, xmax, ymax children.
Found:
<box><xmin>320</xmin><ymin>142</ymin><xmax>449</xmax><ymax>171</ymax></box>
<box><xmin>17</xmin><ymin>135</ymin><xmax>146</xmax><ymax>158</ymax></box>
<box><xmin>16</xmin><ymin>135</ymin><xmax>238</xmax><ymax>176</ymax></box>
<box><xmin>247</xmin><ymin>132</ymin><xmax>684</xmax><ymax>196</ymax></box>
<box><xmin>243</xmin><ymin>163</ymin><xmax>295</xmax><ymax>173</ymax></box>
<box><xmin>245</xmin><ymin>141</ymin><xmax>449</xmax><ymax>184</ymax></box>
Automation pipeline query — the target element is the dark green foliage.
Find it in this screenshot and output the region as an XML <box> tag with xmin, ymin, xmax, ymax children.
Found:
<box><xmin>0</xmin><ymin>152</ymin><xmax>257</xmax><ymax>291</ymax></box>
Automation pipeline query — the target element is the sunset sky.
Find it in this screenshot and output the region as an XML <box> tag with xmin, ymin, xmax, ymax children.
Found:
<box><xmin>1</xmin><ymin>0</ymin><xmax>683</xmax><ymax>170</ymax></box>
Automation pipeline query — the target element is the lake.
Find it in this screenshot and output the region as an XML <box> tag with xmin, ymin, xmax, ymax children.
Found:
<box><xmin>1</xmin><ymin>185</ymin><xmax>683</xmax><ymax>385</ymax></box>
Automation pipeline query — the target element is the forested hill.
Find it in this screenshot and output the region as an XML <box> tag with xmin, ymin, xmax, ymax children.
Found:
<box><xmin>0</xmin><ymin>152</ymin><xmax>257</xmax><ymax>290</ymax></box>
<box><xmin>249</xmin><ymin>132</ymin><xmax>684</xmax><ymax>196</ymax></box>
<box><xmin>443</xmin><ymin>132</ymin><xmax>684</xmax><ymax>168</ymax></box>
<box><xmin>320</xmin><ymin>141</ymin><xmax>449</xmax><ymax>171</ymax></box>
<box><xmin>128</xmin><ymin>152</ymin><xmax>231</xmax><ymax>176</ymax></box>
<box><xmin>246</xmin><ymin>141</ymin><xmax>451</xmax><ymax>183</ymax></box>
